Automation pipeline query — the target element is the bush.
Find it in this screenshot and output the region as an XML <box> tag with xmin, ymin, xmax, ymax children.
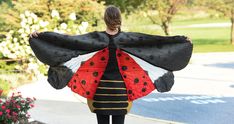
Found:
<box><xmin>0</xmin><ymin>0</ymin><xmax>105</xmax><ymax>33</ymax></box>
<box><xmin>0</xmin><ymin>92</ymin><xmax>36</xmax><ymax>124</ymax></box>
<box><xmin>0</xmin><ymin>10</ymin><xmax>90</xmax><ymax>80</ymax></box>
<box><xmin>0</xmin><ymin>0</ymin><xmax>105</xmax><ymax>80</ymax></box>
<box><xmin>0</xmin><ymin>79</ymin><xmax>11</xmax><ymax>98</ymax></box>
<box><xmin>0</xmin><ymin>61</ymin><xmax>18</xmax><ymax>74</ymax></box>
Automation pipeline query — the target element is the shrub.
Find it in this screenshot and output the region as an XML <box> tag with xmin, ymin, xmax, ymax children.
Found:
<box><xmin>0</xmin><ymin>79</ymin><xmax>11</xmax><ymax>98</ymax></box>
<box><xmin>0</xmin><ymin>10</ymin><xmax>89</xmax><ymax>80</ymax></box>
<box><xmin>0</xmin><ymin>92</ymin><xmax>36</xmax><ymax>124</ymax></box>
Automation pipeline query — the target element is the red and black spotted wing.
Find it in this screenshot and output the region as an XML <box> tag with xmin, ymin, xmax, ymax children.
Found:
<box><xmin>113</xmin><ymin>32</ymin><xmax>193</xmax><ymax>100</ymax></box>
<box><xmin>116</xmin><ymin>49</ymin><xmax>174</xmax><ymax>101</ymax></box>
<box><xmin>65</xmin><ymin>48</ymin><xmax>109</xmax><ymax>99</ymax></box>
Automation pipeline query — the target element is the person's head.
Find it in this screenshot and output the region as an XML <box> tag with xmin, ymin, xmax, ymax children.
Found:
<box><xmin>104</xmin><ymin>5</ymin><xmax>122</xmax><ymax>31</ymax></box>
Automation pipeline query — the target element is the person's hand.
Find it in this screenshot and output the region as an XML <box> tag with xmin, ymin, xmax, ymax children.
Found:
<box><xmin>185</xmin><ymin>36</ymin><xmax>192</xmax><ymax>43</ymax></box>
<box><xmin>29</xmin><ymin>31</ymin><xmax>40</xmax><ymax>38</ymax></box>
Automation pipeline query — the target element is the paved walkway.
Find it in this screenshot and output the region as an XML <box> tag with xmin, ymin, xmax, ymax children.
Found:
<box><xmin>10</xmin><ymin>52</ymin><xmax>234</xmax><ymax>124</ymax></box>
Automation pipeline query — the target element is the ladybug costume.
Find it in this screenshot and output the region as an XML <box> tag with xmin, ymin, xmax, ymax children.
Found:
<box><xmin>29</xmin><ymin>31</ymin><xmax>193</xmax><ymax>115</ymax></box>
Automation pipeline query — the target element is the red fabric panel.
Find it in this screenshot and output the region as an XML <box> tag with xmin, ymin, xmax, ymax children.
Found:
<box><xmin>67</xmin><ymin>48</ymin><xmax>109</xmax><ymax>99</ymax></box>
<box><xmin>116</xmin><ymin>49</ymin><xmax>156</xmax><ymax>101</ymax></box>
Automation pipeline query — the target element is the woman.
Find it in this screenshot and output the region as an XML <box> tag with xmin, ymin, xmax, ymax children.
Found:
<box><xmin>30</xmin><ymin>5</ymin><xmax>192</xmax><ymax>124</ymax></box>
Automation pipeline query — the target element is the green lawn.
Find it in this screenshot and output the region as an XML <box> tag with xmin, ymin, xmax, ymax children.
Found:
<box><xmin>172</xmin><ymin>18</ymin><xmax>230</xmax><ymax>26</ymax></box>
<box><xmin>123</xmin><ymin>16</ymin><xmax>234</xmax><ymax>53</ymax></box>
<box><xmin>193</xmin><ymin>44</ymin><xmax>234</xmax><ymax>53</ymax></box>
<box><xmin>171</xmin><ymin>27</ymin><xmax>234</xmax><ymax>52</ymax></box>
<box><xmin>172</xmin><ymin>27</ymin><xmax>231</xmax><ymax>45</ymax></box>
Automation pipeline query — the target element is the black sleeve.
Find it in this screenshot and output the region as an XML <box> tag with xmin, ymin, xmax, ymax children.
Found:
<box><xmin>47</xmin><ymin>66</ymin><xmax>74</xmax><ymax>89</ymax></box>
<box><xmin>114</xmin><ymin>32</ymin><xmax>193</xmax><ymax>71</ymax></box>
<box><xmin>154</xmin><ymin>71</ymin><xmax>174</xmax><ymax>92</ymax></box>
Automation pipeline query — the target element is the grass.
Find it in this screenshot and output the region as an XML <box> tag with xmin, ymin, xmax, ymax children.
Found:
<box><xmin>171</xmin><ymin>27</ymin><xmax>234</xmax><ymax>53</ymax></box>
<box><xmin>171</xmin><ymin>18</ymin><xmax>230</xmax><ymax>26</ymax></box>
<box><xmin>193</xmin><ymin>44</ymin><xmax>234</xmax><ymax>53</ymax></box>
<box><xmin>122</xmin><ymin>16</ymin><xmax>234</xmax><ymax>53</ymax></box>
<box><xmin>171</xmin><ymin>27</ymin><xmax>231</xmax><ymax>45</ymax></box>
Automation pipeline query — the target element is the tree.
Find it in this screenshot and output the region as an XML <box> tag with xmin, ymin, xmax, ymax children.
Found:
<box><xmin>195</xmin><ymin>0</ymin><xmax>234</xmax><ymax>45</ymax></box>
<box><xmin>98</xmin><ymin>0</ymin><xmax>144</xmax><ymax>14</ymax></box>
<box><xmin>0</xmin><ymin>0</ymin><xmax>12</xmax><ymax>5</ymax></box>
<box><xmin>143</xmin><ymin>0</ymin><xmax>187</xmax><ymax>35</ymax></box>
<box><xmin>0</xmin><ymin>2</ymin><xmax>20</xmax><ymax>32</ymax></box>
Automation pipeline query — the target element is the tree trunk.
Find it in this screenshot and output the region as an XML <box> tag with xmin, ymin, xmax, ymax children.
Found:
<box><xmin>162</xmin><ymin>22</ymin><xmax>170</xmax><ymax>36</ymax></box>
<box><xmin>231</xmin><ymin>17</ymin><xmax>234</xmax><ymax>45</ymax></box>
<box><xmin>47</xmin><ymin>0</ymin><xmax>52</xmax><ymax>19</ymax></box>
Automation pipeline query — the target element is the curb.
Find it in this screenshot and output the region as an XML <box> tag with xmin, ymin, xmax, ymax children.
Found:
<box><xmin>127</xmin><ymin>114</ymin><xmax>183</xmax><ymax>124</ymax></box>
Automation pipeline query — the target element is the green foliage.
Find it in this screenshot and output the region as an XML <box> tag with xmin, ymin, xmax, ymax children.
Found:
<box><xmin>142</xmin><ymin>0</ymin><xmax>187</xmax><ymax>23</ymax></box>
<box><xmin>98</xmin><ymin>0</ymin><xmax>144</xmax><ymax>14</ymax></box>
<box><xmin>0</xmin><ymin>73</ymin><xmax>33</xmax><ymax>93</ymax></box>
<box><xmin>0</xmin><ymin>0</ymin><xmax>105</xmax><ymax>32</ymax></box>
<box><xmin>140</xmin><ymin>0</ymin><xmax>187</xmax><ymax>35</ymax></box>
<box><xmin>0</xmin><ymin>78</ymin><xmax>11</xmax><ymax>98</ymax></box>
<box><xmin>0</xmin><ymin>61</ymin><xmax>18</xmax><ymax>74</ymax></box>
<box><xmin>0</xmin><ymin>52</ymin><xmax>3</xmax><ymax>58</ymax></box>
<box><xmin>0</xmin><ymin>0</ymin><xmax>12</xmax><ymax>5</ymax></box>
<box><xmin>0</xmin><ymin>0</ymin><xmax>105</xmax><ymax>81</ymax></box>
<box><xmin>194</xmin><ymin>0</ymin><xmax>234</xmax><ymax>17</ymax></box>
<box><xmin>0</xmin><ymin>2</ymin><xmax>20</xmax><ymax>32</ymax></box>
<box><xmin>0</xmin><ymin>10</ymin><xmax>91</xmax><ymax>80</ymax></box>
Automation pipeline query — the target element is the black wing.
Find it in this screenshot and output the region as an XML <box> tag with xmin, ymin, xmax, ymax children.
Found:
<box><xmin>29</xmin><ymin>31</ymin><xmax>108</xmax><ymax>66</ymax></box>
<box><xmin>114</xmin><ymin>32</ymin><xmax>193</xmax><ymax>71</ymax></box>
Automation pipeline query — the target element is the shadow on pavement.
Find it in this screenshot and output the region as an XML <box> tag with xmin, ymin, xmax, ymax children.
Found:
<box><xmin>131</xmin><ymin>93</ymin><xmax>234</xmax><ymax>124</ymax></box>
<box><xmin>204</xmin><ymin>62</ymin><xmax>234</xmax><ymax>69</ymax></box>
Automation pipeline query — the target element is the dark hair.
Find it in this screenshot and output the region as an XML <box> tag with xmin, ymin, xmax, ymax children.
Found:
<box><xmin>104</xmin><ymin>5</ymin><xmax>122</xmax><ymax>31</ymax></box>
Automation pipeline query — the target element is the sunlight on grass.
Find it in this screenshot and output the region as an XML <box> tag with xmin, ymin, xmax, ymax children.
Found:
<box><xmin>124</xmin><ymin>24</ymin><xmax>234</xmax><ymax>53</ymax></box>
<box><xmin>193</xmin><ymin>44</ymin><xmax>234</xmax><ymax>53</ymax></box>
<box><xmin>172</xmin><ymin>18</ymin><xmax>229</xmax><ymax>26</ymax></box>
<box><xmin>172</xmin><ymin>27</ymin><xmax>231</xmax><ymax>45</ymax></box>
